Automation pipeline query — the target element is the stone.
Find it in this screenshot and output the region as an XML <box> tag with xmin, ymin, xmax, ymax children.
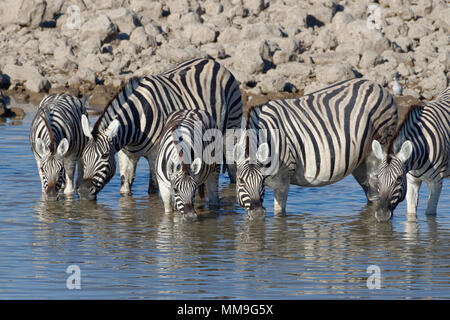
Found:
<box><xmin>359</xmin><ymin>50</ymin><xmax>382</xmax><ymax>69</ymax></box>
<box><xmin>315</xmin><ymin>63</ymin><xmax>356</xmax><ymax>84</ymax></box>
<box><xmin>182</xmin><ymin>23</ymin><xmax>218</xmax><ymax>46</ymax></box>
<box><xmin>130</xmin><ymin>27</ymin><xmax>157</xmax><ymax>50</ymax></box>
<box><xmin>79</xmin><ymin>14</ymin><xmax>117</xmax><ymax>43</ymax></box>
<box><xmin>3</xmin><ymin>63</ymin><xmax>49</xmax><ymax>92</ymax></box>
<box><xmin>0</xmin><ymin>0</ymin><xmax>46</xmax><ymax>28</ymax></box>
<box><xmin>108</xmin><ymin>8</ymin><xmax>139</xmax><ymax>35</ymax></box>
<box><xmin>78</xmin><ymin>54</ymin><xmax>106</xmax><ymax>73</ymax></box>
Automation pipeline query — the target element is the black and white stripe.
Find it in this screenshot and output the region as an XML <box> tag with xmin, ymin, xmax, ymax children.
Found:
<box><xmin>78</xmin><ymin>58</ymin><xmax>242</xmax><ymax>200</ymax></box>
<box><xmin>156</xmin><ymin>109</ymin><xmax>220</xmax><ymax>220</ymax></box>
<box><xmin>233</xmin><ymin>78</ymin><xmax>398</xmax><ymax>219</ymax></box>
<box><xmin>372</xmin><ymin>86</ymin><xmax>449</xmax><ymax>221</ymax></box>
<box><xmin>30</xmin><ymin>94</ymin><xmax>88</xmax><ymax>199</ymax></box>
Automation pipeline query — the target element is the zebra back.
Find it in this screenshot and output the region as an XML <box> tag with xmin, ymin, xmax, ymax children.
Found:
<box><xmin>30</xmin><ymin>94</ymin><xmax>88</xmax><ymax>158</ymax></box>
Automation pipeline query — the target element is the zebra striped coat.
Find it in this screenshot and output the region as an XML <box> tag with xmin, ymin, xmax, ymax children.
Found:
<box><xmin>372</xmin><ymin>86</ymin><xmax>449</xmax><ymax>221</ymax></box>
<box><xmin>30</xmin><ymin>94</ymin><xmax>88</xmax><ymax>199</ymax></box>
<box><xmin>233</xmin><ymin>78</ymin><xmax>398</xmax><ymax>219</ymax></box>
<box><xmin>156</xmin><ymin>109</ymin><xmax>220</xmax><ymax>220</ymax></box>
<box><xmin>79</xmin><ymin>58</ymin><xmax>242</xmax><ymax>200</ymax></box>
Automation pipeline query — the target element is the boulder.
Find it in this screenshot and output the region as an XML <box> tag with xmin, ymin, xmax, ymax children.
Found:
<box><xmin>79</xmin><ymin>14</ymin><xmax>117</xmax><ymax>43</ymax></box>
<box><xmin>0</xmin><ymin>0</ymin><xmax>46</xmax><ymax>28</ymax></box>
<box><xmin>315</xmin><ymin>63</ymin><xmax>357</xmax><ymax>84</ymax></box>
<box><xmin>3</xmin><ymin>63</ymin><xmax>49</xmax><ymax>92</ymax></box>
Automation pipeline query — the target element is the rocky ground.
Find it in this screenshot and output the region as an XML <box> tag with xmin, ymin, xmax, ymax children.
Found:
<box><xmin>0</xmin><ymin>0</ymin><xmax>448</xmax><ymax>114</ymax></box>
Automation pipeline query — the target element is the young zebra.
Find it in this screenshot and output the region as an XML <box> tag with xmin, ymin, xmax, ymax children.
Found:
<box><xmin>372</xmin><ymin>86</ymin><xmax>449</xmax><ymax>221</ymax></box>
<box><xmin>78</xmin><ymin>58</ymin><xmax>242</xmax><ymax>200</ymax></box>
<box><xmin>30</xmin><ymin>94</ymin><xmax>88</xmax><ymax>200</ymax></box>
<box><xmin>233</xmin><ymin>78</ymin><xmax>398</xmax><ymax>219</ymax></box>
<box><xmin>156</xmin><ymin>109</ymin><xmax>220</xmax><ymax>220</ymax></box>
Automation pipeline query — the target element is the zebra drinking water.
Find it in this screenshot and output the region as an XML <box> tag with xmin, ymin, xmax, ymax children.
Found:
<box><xmin>78</xmin><ymin>58</ymin><xmax>242</xmax><ymax>200</ymax></box>
<box><xmin>30</xmin><ymin>94</ymin><xmax>88</xmax><ymax>200</ymax></box>
<box><xmin>233</xmin><ymin>78</ymin><xmax>398</xmax><ymax>219</ymax></box>
<box><xmin>372</xmin><ymin>86</ymin><xmax>449</xmax><ymax>221</ymax></box>
<box><xmin>156</xmin><ymin>109</ymin><xmax>220</xmax><ymax>220</ymax></box>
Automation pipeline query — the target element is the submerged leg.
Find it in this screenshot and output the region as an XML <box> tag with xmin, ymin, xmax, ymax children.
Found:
<box><xmin>405</xmin><ymin>174</ymin><xmax>422</xmax><ymax>221</ymax></box>
<box><xmin>118</xmin><ymin>150</ymin><xmax>138</xmax><ymax>196</ymax></box>
<box><xmin>424</xmin><ymin>178</ymin><xmax>443</xmax><ymax>216</ymax></box>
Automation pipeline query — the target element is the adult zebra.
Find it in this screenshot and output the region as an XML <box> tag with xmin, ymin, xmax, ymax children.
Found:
<box><xmin>78</xmin><ymin>58</ymin><xmax>242</xmax><ymax>200</ymax></box>
<box><xmin>156</xmin><ymin>109</ymin><xmax>220</xmax><ymax>220</ymax></box>
<box><xmin>372</xmin><ymin>86</ymin><xmax>449</xmax><ymax>221</ymax></box>
<box><xmin>233</xmin><ymin>78</ymin><xmax>398</xmax><ymax>219</ymax></box>
<box><xmin>30</xmin><ymin>94</ymin><xmax>88</xmax><ymax>200</ymax></box>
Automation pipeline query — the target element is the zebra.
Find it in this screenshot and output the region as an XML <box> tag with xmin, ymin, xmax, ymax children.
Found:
<box><xmin>233</xmin><ymin>78</ymin><xmax>398</xmax><ymax>219</ymax></box>
<box><xmin>156</xmin><ymin>109</ymin><xmax>220</xmax><ymax>220</ymax></box>
<box><xmin>30</xmin><ymin>94</ymin><xmax>88</xmax><ymax>200</ymax></box>
<box><xmin>371</xmin><ymin>86</ymin><xmax>449</xmax><ymax>221</ymax></box>
<box><xmin>78</xmin><ymin>58</ymin><xmax>242</xmax><ymax>200</ymax></box>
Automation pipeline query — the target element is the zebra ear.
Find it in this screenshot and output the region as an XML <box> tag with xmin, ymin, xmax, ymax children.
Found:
<box><xmin>56</xmin><ymin>138</ymin><xmax>69</xmax><ymax>157</ymax></box>
<box><xmin>81</xmin><ymin>114</ymin><xmax>93</xmax><ymax>139</ymax></box>
<box><xmin>371</xmin><ymin>140</ymin><xmax>385</xmax><ymax>160</ymax></box>
<box><xmin>105</xmin><ymin>119</ymin><xmax>120</xmax><ymax>140</ymax></box>
<box><xmin>35</xmin><ymin>138</ymin><xmax>49</xmax><ymax>158</ymax></box>
<box><xmin>397</xmin><ymin>140</ymin><xmax>413</xmax><ymax>162</ymax></box>
<box><xmin>191</xmin><ymin>157</ymin><xmax>202</xmax><ymax>175</ymax></box>
<box><xmin>256</xmin><ymin>142</ymin><xmax>270</xmax><ymax>164</ymax></box>
<box><xmin>233</xmin><ymin>143</ymin><xmax>245</xmax><ymax>163</ymax></box>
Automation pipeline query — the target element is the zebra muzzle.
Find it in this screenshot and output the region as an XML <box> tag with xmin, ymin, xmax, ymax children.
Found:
<box><xmin>78</xmin><ymin>179</ymin><xmax>97</xmax><ymax>200</ymax></box>
<box><xmin>45</xmin><ymin>183</ymin><xmax>59</xmax><ymax>201</ymax></box>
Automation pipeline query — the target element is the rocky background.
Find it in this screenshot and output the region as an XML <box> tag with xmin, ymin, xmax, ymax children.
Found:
<box><xmin>0</xmin><ymin>0</ymin><xmax>448</xmax><ymax>112</ymax></box>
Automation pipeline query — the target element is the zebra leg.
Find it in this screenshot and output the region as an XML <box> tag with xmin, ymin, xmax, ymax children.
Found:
<box><xmin>75</xmin><ymin>157</ymin><xmax>84</xmax><ymax>190</ymax></box>
<box><xmin>205</xmin><ymin>166</ymin><xmax>220</xmax><ymax>208</ymax></box>
<box><xmin>159</xmin><ymin>181</ymin><xmax>173</xmax><ymax>214</ymax></box>
<box><xmin>424</xmin><ymin>178</ymin><xmax>443</xmax><ymax>216</ymax></box>
<box><xmin>145</xmin><ymin>153</ymin><xmax>159</xmax><ymax>194</ymax></box>
<box><xmin>63</xmin><ymin>156</ymin><xmax>77</xmax><ymax>195</ymax></box>
<box><xmin>405</xmin><ymin>173</ymin><xmax>422</xmax><ymax>221</ymax></box>
<box><xmin>118</xmin><ymin>150</ymin><xmax>138</xmax><ymax>196</ymax></box>
<box><xmin>269</xmin><ymin>173</ymin><xmax>290</xmax><ymax>216</ymax></box>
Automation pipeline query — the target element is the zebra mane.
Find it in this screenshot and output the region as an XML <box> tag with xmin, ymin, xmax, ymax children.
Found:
<box><xmin>91</xmin><ymin>77</ymin><xmax>141</xmax><ymax>138</ymax></box>
<box><xmin>39</xmin><ymin>108</ymin><xmax>55</xmax><ymax>153</ymax></box>
<box><xmin>386</xmin><ymin>104</ymin><xmax>423</xmax><ymax>161</ymax></box>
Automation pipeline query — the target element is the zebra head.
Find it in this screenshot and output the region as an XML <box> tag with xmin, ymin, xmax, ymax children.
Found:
<box><xmin>78</xmin><ymin>114</ymin><xmax>120</xmax><ymax>200</ymax></box>
<box><xmin>233</xmin><ymin>142</ymin><xmax>270</xmax><ymax>219</ymax></box>
<box><xmin>34</xmin><ymin>137</ymin><xmax>69</xmax><ymax>200</ymax></box>
<box><xmin>167</xmin><ymin>156</ymin><xmax>202</xmax><ymax>221</ymax></box>
<box><xmin>372</xmin><ymin>139</ymin><xmax>413</xmax><ymax>222</ymax></box>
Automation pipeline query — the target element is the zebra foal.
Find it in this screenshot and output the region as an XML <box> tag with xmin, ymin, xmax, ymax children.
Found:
<box><xmin>233</xmin><ymin>78</ymin><xmax>398</xmax><ymax>219</ymax></box>
<box><xmin>372</xmin><ymin>86</ymin><xmax>449</xmax><ymax>221</ymax></box>
<box><xmin>156</xmin><ymin>109</ymin><xmax>220</xmax><ymax>220</ymax></box>
<box><xmin>30</xmin><ymin>94</ymin><xmax>88</xmax><ymax>199</ymax></box>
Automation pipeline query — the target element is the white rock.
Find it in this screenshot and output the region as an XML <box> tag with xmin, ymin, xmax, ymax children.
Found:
<box><xmin>3</xmin><ymin>63</ymin><xmax>49</xmax><ymax>92</ymax></box>
<box><xmin>359</xmin><ymin>50</ymin><xmax>382</xmax><ymax>70</ymax></box>
<box><xmin>78</xmin><ymin>53</ymin><xmax>106</xmax><ymax>73</ymax></box>
<box><xmin>232</xmin><ymin>40</ymin><xmax>266</xmax><ymax>75</ymax></box>
<box><xmin>130</xmin><ymin>27</ymin><xmax>157</xmax><ymax>50</ymax></box>
<box><xmin>0</xmin><ymin>0</ymin><xmax>46</xmax><ymax>28</ymax></box>
<box><xmin>79</xmin><ymin>14</ymin><xmax>117</xmax><ymax>43</ymax></box>
<box><xmin>315</xmin><ymin>63</ymin><xmax>356</xmax><ymax>84</ymax></box>
<box><xmin>108</xmin><ymin>8</ymin><xmax>139</xmax><ymax>35</ymax></box>
<box><xmin>182</xmin><ymin>24</ymin><xmax>218</xmax><ymax>46</ymax></box>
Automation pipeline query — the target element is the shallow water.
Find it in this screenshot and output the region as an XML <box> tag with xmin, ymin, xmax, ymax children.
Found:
<box><xmin>0</xmin><ymin>114</ymin><xmax>449</xmax><ymax>299</ymax></box>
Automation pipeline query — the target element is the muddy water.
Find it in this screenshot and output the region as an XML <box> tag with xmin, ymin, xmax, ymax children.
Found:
<box><xmin>0</xmin><ymin>113</ymin><xmax>449</xmax><ymax>299</ymax></box>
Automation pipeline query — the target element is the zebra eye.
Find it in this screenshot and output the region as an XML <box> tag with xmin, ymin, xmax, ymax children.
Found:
<box><xmin>101</xmin><ymin>153</ymin><xmax>109</xmax><ymax>159</ymax></box>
